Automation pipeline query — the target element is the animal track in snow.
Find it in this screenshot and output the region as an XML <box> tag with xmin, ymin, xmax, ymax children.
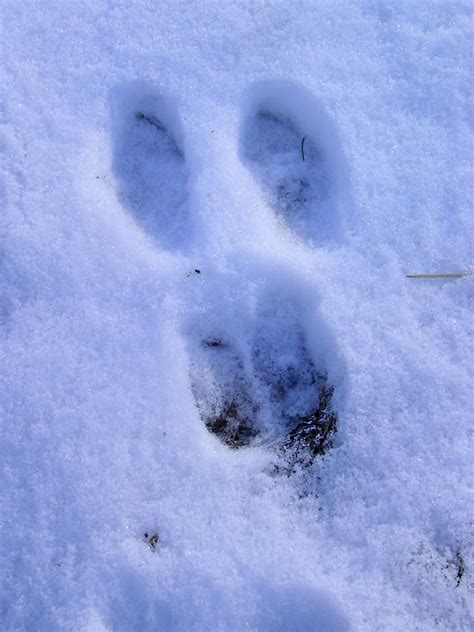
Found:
<box><xmin>188</xmin><ymin>292</ymin><xmax>338</xmax><ymax>470</ymax></box>
<box><xmin>109</xmin><ymin>79</ymin><xmax>344</xmax><ymax>473</ymax></box>
<box><xmin>240</xmin><ymin>79</ymin><xmax>350</xmax><ymax>244</ymax></box>
<box><xmin>189</xmin><ymin>334</ymin><xmax>259</xmax><ymax>449</ymax></box>
<box><xmin>110</xmin><ymin>82</ymin><xmax>191</xmax><ymax>251</ymax></box>
<box><xmin>251</xmin><ymin>294</ymin><xmax>337</xmax><ymax>471</ymax></box>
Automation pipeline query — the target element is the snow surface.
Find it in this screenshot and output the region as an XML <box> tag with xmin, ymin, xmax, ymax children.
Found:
<box><xmin>1</xmin><ymin>1</ymin><xmax>473</xmax><ymax>630</ymax></box>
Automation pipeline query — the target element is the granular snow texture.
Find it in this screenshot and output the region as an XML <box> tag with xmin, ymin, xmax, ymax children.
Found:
<box><xmin>1</xmin><ymin>1</ymin><xmax>473</xmax><ymax>630</ymax></box>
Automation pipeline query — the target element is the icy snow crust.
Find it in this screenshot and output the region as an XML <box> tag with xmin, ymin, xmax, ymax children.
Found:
<box><xmin>1</xmin><ymin>1</ymin><xmax>473</xmax><ymax>630</ymax></box>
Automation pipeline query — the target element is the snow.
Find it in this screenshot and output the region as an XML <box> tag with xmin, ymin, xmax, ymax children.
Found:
<box><xmin>1</xmin><ymin>1</ymin><xmax>473</xmax><ymax>630</ymax></box>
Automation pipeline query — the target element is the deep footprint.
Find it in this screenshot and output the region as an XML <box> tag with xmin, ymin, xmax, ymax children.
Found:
<box><xmin>189</xmin><ymin>298</ymin><xmax>337</xmax><ymax>469</ymax></box>
<box><xmin>189</xmin><ymin>337</ymin><xmax>259</xmax><ymax>449</ymax></box>
<box><xmin>241</xmin><ymin>80</ymin><xmax>348</xmax><ymax>244</ymax></box>
<box><xmin>110</xmin><ymin>82</ymin><xmax>191</xmax><ymax>250</ymax></box>
<box><xmin>252</xmin><ymin>296</ymin><xmax>337</xmax><ymax>471</ymax></box>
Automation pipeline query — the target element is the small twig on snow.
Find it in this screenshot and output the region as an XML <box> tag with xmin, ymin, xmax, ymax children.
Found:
<box><xmin>406</xmin><ymin>272</ymin><xmax>471</xmax><ymax>280</ymax></box>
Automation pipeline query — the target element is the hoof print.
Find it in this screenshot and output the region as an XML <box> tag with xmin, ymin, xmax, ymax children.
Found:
<box><xmin>241</xmin><ymin>80</ymin><xmax>350</xmax><ymax>244</ymax></box>
<box><xmin>189</xmin><ymin>294</ymin><xmax>341</xmax><ymax>474</ymax></box>
<box><xmin>189</xmin><ymin>335</ymin><xmax>259</xmax><ymax>449</ymax></box>
<box><xmin>110</xmin><ymin>82</ymin><xmax>191</xmax><ymax>251</ymax></box>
